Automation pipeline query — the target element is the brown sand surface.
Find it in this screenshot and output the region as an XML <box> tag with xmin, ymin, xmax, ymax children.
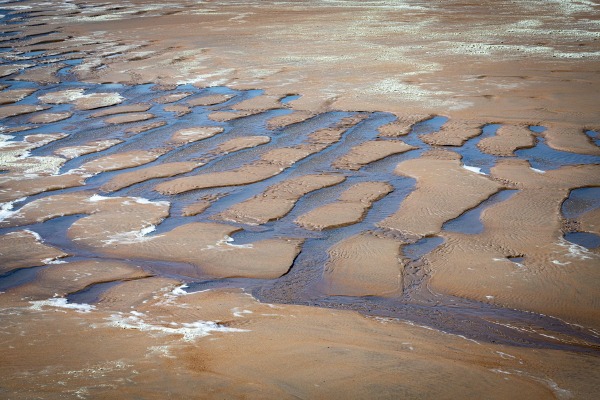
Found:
<box><xmin>296</xmin><ymin>182</ymin><xmax>393</xmax><ymax>230</ymax></box>
<box><xmin>0</xmin><ymin>230</ymin><xmax>67</xmax><ymax>274</ymax></box>
<box><xmin>104</xmin><ymin>112</ymin><xmax>155</xmax><ymax>125</ymax></box>
<box><xmin>101</xmin><ymin>161</ymin><xmax>200</xmax><ymax>192</ymax></box>
<box><xmin>1</xmin><ymin>1</ymin><xmax>599</xmax><ymax>397</ymax></box>
<box><xmin>187</xmin><ymin>94</ymin><xmax>233</xmax><ymax>107</ymax></box>
<box><xmin>28</xmin><ymin>111</ymin><xmax>72</xmax><ymax>124</ymax></box>
<box><xmin>4</xmin><ymin>286</ymin><xmax>597</xmax><ymax>398</ymax></box>
<box><xmin>163</xmin><ymin>104</ymin><xmax>191</xmax><ymax>116</ymax></box>
<box><xmin>544</xmin><ymin>123</ymin><xmax>600</xmax><ymax>156</ymax></box>
<box><xmin>579</xmin><ymin>208</ymin><xmax>600</xmax><ymax>236</ymax></box>
<box><xmin>378</xmin><ymin>151</ymin><xmax>502</xmax><ymax>237</ymax></box>
<box><xmin>208</xmin><ymin>110</ymin><xmax>260</xmax><ymax>122</ymax></box>
<box><xmin>0</xmin><ymin>88</ymin><xmax>36</xmax><ymax>105</ymax></box>
<box><xmin>324</xmin><ymin>232</ymin><xmax>404</xmax><ymax>297</ymax></box>
<box><xmin>215</xmin><ymin>174</ymin><xmax>345</xmax><ymax>225</ymax></box>
<box><xmin>332</xmin><ymin>140</ymin><xmax>416</xmax><ymax>170</ymax></box>
<box><xmin>426</xmin><ymin>160</ymin><xmax>600</xmax><ymax>328</ymax></box>
<box><xmin>89</xmin><ymin>103</ymin><xmax>152</xmax><ymax>118</ymax></box>
<box><xmin>420</xmin><ymin>119</ymin><xmax>484</xmax><ymax>146</ymax></box>
<box><xmin>377</xmin><ymin>114</ymin><xmax>430</xmax><ymax>137</ymax></box>
<box><xmin>0</xmin><ymin>104</ymin><xmax>48</xmax><ymax>119</ymax></box>
<box><xmin>77</xmin><ymin>149</ymin><xmax>165</xmax><ymax>175</ymax></box>
<box><xmin>478</xmin><ymin>125</ymin><xmax>536</xmax><ymax>156</ymax></box>
<box><xmin>5</xmin><ymin>260</ymin><xmax>151</xmax><ymax>302</ymax></box>
<box><xmin>170</xmin><ymin>126</ymin><xmax>224</xmax><ymax>145</ymax></box>
<box><xmin>155</xmin><ymin>147</ymin><xmax>315</xmax><ymax>195</ymax></box>
<box><xmin>54</xmin><ymin>139</ymin><xmax>123</xmax><ymax>159</ymax></box>
<box><xmin>212</xmin><ymin>135</ymin><xmax>270</xmax><ymax>154</ymax></box>
<box><xmin>125</xmin><ymin>120</ymin><xmax>167</xmax><ymax>134</ymax></box>
<box><xmin>267</xmin><ymin>110</ymin><xmax>315</xmax><ymax>129</ymax></box>
<box><xmin>154</xmin><ymin>91</ymin><xmax>192</xmax><ymax>104</ymax></box>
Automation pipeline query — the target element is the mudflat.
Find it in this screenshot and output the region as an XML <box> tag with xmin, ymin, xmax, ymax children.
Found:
<box><xmin>1</xmin><ymin>1</ymin><xmax>599</xmax><ymax>398</ymax></box>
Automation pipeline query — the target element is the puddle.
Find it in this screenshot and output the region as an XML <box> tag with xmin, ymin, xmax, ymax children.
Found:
<box><xmin>402</xmin><ymin>236</ymin><xmax>444</xmax><ymax>261</ymax></box>
<box><xmin>443</xmin><ymin>189</ymin><xmax>518</xmax><ymax>234</ymax></box>
<box><xmin>515</xmin><ymin>136</ymin><xmax>600</xmax><ymax>170</ymax></box>
<box><xmin>561</xmin><ymin>187</ymin><xmax>600</xmax><ymax>220</ymax></box>
<box><xmin>280</xmin><ymin>94</ymin><xmax>301</xmax><ymax>104</ymax></box>
<box><xmin>66</xmin><ymin>280</ymin><xmax>124</xmax><ymax>304</ymax></box>
<box><xmin>563</xmin><ymin>232</ymin><xmax>600</xmax><ymax>250</ymax></box>
<box><xmin>409</xmin><ymin>115</ymin><xmax>448</xmax><ymax>135</ymax></box>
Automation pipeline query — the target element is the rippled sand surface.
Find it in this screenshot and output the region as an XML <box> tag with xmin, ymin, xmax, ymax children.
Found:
<box><xmin>1</xmin><ymin>1</ymin><xmax>599</xmax><ymax>398</ymax></box>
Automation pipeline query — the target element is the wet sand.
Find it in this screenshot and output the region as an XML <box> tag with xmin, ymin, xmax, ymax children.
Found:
<box><xmin>1</xmin><ymin>0</ymin><xmax>599</xmax><ymax>398</ymax></box>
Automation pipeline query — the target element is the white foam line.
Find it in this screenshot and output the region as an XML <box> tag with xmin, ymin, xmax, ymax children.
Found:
<box><xmin>462</xmin><ymin>165</ymin><xmax>487</xmax><ymax>175</ymax></box>
<box><xmin>530</xmin><ymin>167</ymin><xmax>546</xmax><ymax>174</ymax></box>
<box><xmin>107</xmin><ymin>312</ymin><xmax>247</xmax><ymax>341</ymax></box>
<box><xmin>30</xmin><ymin>298</ymin><xmax>95</xmax><ymax>313</ymax></box>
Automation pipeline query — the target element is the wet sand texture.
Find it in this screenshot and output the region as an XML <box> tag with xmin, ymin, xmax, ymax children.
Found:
<box><xmin>101</xmin><ymin>161</ymin><xmax>200</xmax><ymax>192</ymax></box>
<box><xmin>377</xmin><ymin>114</ymin><xmax>431</xmax><ymax>137</ymax></box>
<box><xmin>187</xmin><ymin>94</ymin><xmax>233</xmax><ymax>107</ymax></box>
<box><xmin>428</xmin><ymin>160</ymin><xmax>600</xmax><ymax>328</ymax></box>
<box><xmin>420</xmin><ymin>119</ymin><xmax>483</xmax><ymax>146</ymax></box>
<box><xmin>324</xmin><ymin>232</ymin><xmax>404</xmax><ymax>297</ymax></box>
<box><xmin>0</xmin><ymin>104</ymin><xmax>48</xmax><ymax>119</ymax></box>
<box><xmin>170</xmin><ymin>126</ymin><xmax>224</xmax><ymax>145</ymax></box>
<box><xmin>296</xmin><ymin>181</ymin><xmax>393</xmax><ymax>230</ymax></box>
<box><xmin>267</xmin><ymin>110</ymin><xmax>315</xmax><ymax>129</ymax></box>
<box><xmin>477</xmin><ymin>125</ymin><xmax>535</xmax><ymax>156</ymax></box>
<box><xmin>0</xmin><ymin>88</ymin><xmax>37</xmax><ymax>105</ymax></box>
<box><xmin>28</xmin><ymin>111</ymin><xmax>72</xmax><ymax>124</ymax></box>
<box><xmin>6</xmin><ymin>260</ymin><xmax>151</xmax><ymax>302</ymax></box>
<box><xmin>104</xmin><ymin>112</ymin><xmax>155</xmax><ymax>125</ymax></box>
<box><xmin>216</xmin><ymin>174</ymin><xmax>346</xmax><ymax>225</ymax></box>
<box><xmin>76</xmin><ymin>149</ymin><xmax>165</xmax><ymax>175</ymax></box>
<box><xmin>0</xmin><ymin>230</ymin><xmax>67</xmax><ymax>274</ymax></box>
<box><xmin>378</xmin><ymin>152</ymin><xmax>502</xmax><ymax>237</ymax></box>
<box><xmin>332</xmin><ymin>140</ymin><xmax>416</xmax><ymax>170</ymax></box>
<box><xmin>544</xmin><ymin>124</ymin><xmax>600</xmax><ymax>156</ymax></box>
<box><xmin>89</xmin><ymin>103</ymin><xmax>152</xmax><ymax>118</ymax></box>
<box><xmin>54</xmin><ymin>139</ymin><xmax>123</xmax><ymax>160</ymax></box>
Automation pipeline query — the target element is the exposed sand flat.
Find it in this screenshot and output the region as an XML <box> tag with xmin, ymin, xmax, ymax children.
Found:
<box><xmin>154</xmin><ymin>92</ymin><xmax>192</xmax><ymax>104</ymax></box>
<box><xmin>69</xmin><ymin>201</ymin><xmax>302</xmax><ymax>278</ymax></box>
<box><xmin>377</xmin><ymin>114</ymin><xmax>430</xmax><ymax>137</ymax></box>
<box><xmin>377</xmin><ymin>151</ymin><xmax>502</xmax><ymax>237</ymax></box>
<box><xmin>0</xmin><ymin>230</ymin><xmax>67</xmax><ymax>274</ymax></box>
<box><xmin>155</xmin><ymin>146</ymin><xmax>314</xmax><ymax>195</ymax></box>
<box><xmin>38</xmin><ymin>88</ymin><xmax>124</xmax><ymax>110</ymax></box>
<box><xmin>89</xmin><ymin>103</ymin><xmax>152</xmax><ymax>118</ymax></box>
<box><xmin>477</xmin><ymin>125</ymin><xmax>535</xmax><ymax>156</ymax></box>
<box><xmin>54</xmin><ymin>139</ymin><xmax>123</xmax><ymax>160</ymax></box>
<box><xmin>28</xmin><ymin>111</ymin><xmax>72</xmax><ymax>124</ymax></box>
<box><xmin>323</xmin><ymin>232</ymin><xmax>403</xmax><ymax>297</ymax></box>
<box><xmin>74</xmin><ymin>92</ymin><xmax>125</xmax><ymax>110</ymax></box>
<box><xmin>0</xmin><ymin>174</ymin><xmax>85</xmax><ymax>203</ymax></box>
<box><xmin>420</xmin><ymin>119</ymin><xmax>483</xmax><ymax>146</ymax></box>
<box><xmin>169</xmin><ymin>126</ymin><xmax>224</xmax><ymax>145</ymax></box>
<box><xmin>125</xmin><ymin>120</ymin><xmax>167</xmax><ymax>134</ymax></box>
<box><xmin>332</xmin><ymin>140</ymin><xmax>416</xmax><ymax>171</ymax></box>
<box><xmin>181</xmin><ymin>196</ymin><xmax>220</xmax><ymax>217</ymax></box>
<box><xmin>216</xmin><ymin>174</ymin><xmax>345</xmax><ymax>225</ymax></box>
<box><xmin>187</xmin><ymin>94</ymin><xmax>233</xmax><ymax>107</ymax></box>
<box><xmin>544</xmin><ymin>124</ymin><xmax>600</xmax><ymax>156</ymax></box>
<box><xmin>579</xmin><ymin>208</ymin><xmax>600</xmax><ymax>236</ymax></box>
<box><xmin>208</xmin><ymin>110</ymin><xmax>259</xmax><ymax>122</ymax></box>
<box><xmin>76</xmin><ymin>149</ymin><xmax>165</xmax><ymax>175</ymax></box>
<box><xmin>0</xmin><ymin>104</ymin><xmax>48</xmax><ymax>119</ymax></box>
<box><xmin>101</xmin><ymin>161</ymin><xmax>200</xmax><ymax>192</ymax></box>
<box><xmin>427</xmin><ymin>160</ymin><xmax>600</xmax><ymax>328</ymax></box>
<box><xmin>104</xmin><ymin>112</ymin><xmax>155</xmax><ymax>125</ymax></box>
<box><xmin>163</xmin><ymin>104</ymin><xmax>191</xmax><ymax>116</ymax></box>
<box><xmin>11</xmin><ymin>63</ymin><xmax>64</xmax><ymax>84</ymax></box>
<box><xmin>0</xmin><ymin>64</ymin><xmax>33</xmax><ymax>78</ymax></box>
<box><xmin>296</xmin><ymin>182</ymin><xmax>393</xmax><ymax>230</ymax></box>
<box><xmin>6</xmin><ymin>260</ymin><xmax>151</xmax><ymax>302</ymax></box>
<box><xmin>2</xmin><ymin>287</ymin><xmax>598</xmax><ymax>398</ymax></box>
<box><xmin>0</xmin><ymin>88</ymin><xmax>36</xmax><ymax>105</ymax></box>
<box><xmin>212</xmin><ymin>135</ymin><xmax>270</xmax><ymax>154</ymax></box>
<box><xmin>231</xmin><ymin>94</ymin><xmax>283</xmax><ymax>111</ymax></box>
<box><xmin>267</xmin><ymin>110</ymin><xmax>315</xmax><ymax>129</ymax></box>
